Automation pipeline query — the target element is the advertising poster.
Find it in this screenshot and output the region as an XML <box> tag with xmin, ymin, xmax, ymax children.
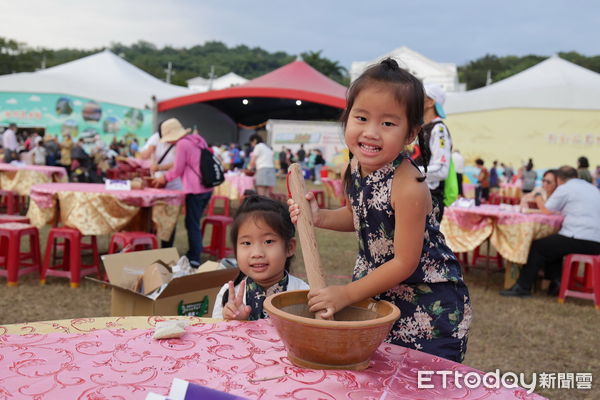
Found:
<box><xmin>0</xmin><ymin>92</ymin><xmax>152</xmax><ymax>144</ymax></box>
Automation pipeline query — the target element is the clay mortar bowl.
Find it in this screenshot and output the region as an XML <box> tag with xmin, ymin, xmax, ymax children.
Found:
<box><xmin>264</xmin><ymin>290</ymin><xmax>400</xmax><ymax>370</ymax></box>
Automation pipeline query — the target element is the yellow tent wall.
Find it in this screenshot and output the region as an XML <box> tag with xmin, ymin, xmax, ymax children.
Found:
<box><xmin>446</xmin><ymin>108</ymin><xmax>600</xmax><ymax>170</ymax></box>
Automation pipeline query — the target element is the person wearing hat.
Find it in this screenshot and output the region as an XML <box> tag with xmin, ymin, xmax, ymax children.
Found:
<box><xmin>152</xmin><ymin>118</ymin><xmax>213</xmax><ymax>267</ymax></box>
<box><xmin>421</xmin><ymin>84</ymin><xmax>453</xmax><ymax>222</ymax></box>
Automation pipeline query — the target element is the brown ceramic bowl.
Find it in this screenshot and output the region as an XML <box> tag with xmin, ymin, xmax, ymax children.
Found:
<box><xmin>264</xmin><ymin>290</ymin><xmax>400</xmax><ymax>370</ymax></box>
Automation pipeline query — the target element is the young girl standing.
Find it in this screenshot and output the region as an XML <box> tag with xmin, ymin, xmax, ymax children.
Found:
<box><xmin>212</xmin><ymin>195</ymin><xmax>309</xmax><ymax>320</ymax></box>
<box><xmin>289</xmin><ymin>59</ymin><xmax>471</xmax><ymax>362</ymax></box>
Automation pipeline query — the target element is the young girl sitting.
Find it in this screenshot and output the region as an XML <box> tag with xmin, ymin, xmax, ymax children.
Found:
<box><xmin>212</xmin><ymin>195</ymin><xmax>309</xmax><ymax>320</ymax></box>
<box><xmin>289</xmin><ymin>59</ymin><xmax>471</xmax><ymax>363</ymax></box>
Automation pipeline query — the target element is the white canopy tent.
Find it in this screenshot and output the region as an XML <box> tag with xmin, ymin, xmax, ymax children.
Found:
<box><xmin>0</xmin><ymin>50</ymin><xmax>190</xmax><ymax>109</ymax></box>
<box><xmin>447</xmin><ymin>56</ymin><xmax>600</xmax><ymax>113</ymax></box>
<box><xmin>445</xmin><ymin>56</ymin><xmax>600</xmax><ymax>170</ymax></box>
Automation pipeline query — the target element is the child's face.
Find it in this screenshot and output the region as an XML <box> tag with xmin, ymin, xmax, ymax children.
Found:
<box><xmin>235</xmin><ymin>216</ymin><xmax>296</xmax><ymax>288</ymax></box>
<box><xmin>345</xmin><ymin>84</ymin><xmax>415</xmax><ymax>175</ymax></box>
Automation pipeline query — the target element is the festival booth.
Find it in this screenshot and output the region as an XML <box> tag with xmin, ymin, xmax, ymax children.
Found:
<box><xmin>157</xmin><ymin>59</ymin><xmax>347</xmax><ymax>146</ymax></box>
<box><xmin>445</xmin><ymin>56</ymin><xmax>600</xmax><ymax>169</ymax></box>
<box><xmin>0</xmin><ymin>50</ymin><xmax>190</xmax><ymax>143</ymax></box>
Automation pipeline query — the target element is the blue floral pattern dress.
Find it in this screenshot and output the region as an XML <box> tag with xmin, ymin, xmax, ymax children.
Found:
<box><xmin>348</xmin><ymin>154</ymin><xmax>471</xmax><ymax>362</ymax></box>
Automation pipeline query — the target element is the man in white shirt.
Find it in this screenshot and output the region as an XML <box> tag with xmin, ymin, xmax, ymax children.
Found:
<box><xmin>501</xmin><ymin>166</ymin><xmax>600</xmax><ymax>297</ymax></box>
<box><xmin>2</xmin><ymin>123</ymin><xmax>18</xmax><ymax>163</ymax></box>
<box><xmin>421</xmin><ymin>84</ymin><xmax>452</xmax><ymax>222</ymax></box>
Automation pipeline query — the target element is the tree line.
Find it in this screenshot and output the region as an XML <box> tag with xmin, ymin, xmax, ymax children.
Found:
<box><xmin>1</xmin><ymin>37</ymin><xmax>598</xmax><ymax>90</ymax></box>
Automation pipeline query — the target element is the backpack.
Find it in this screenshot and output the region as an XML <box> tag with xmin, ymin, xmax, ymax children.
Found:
<box><xmin>199</xmin><ymin>146</ymin><xmax>225</xmax><ymax>187</ymax></box>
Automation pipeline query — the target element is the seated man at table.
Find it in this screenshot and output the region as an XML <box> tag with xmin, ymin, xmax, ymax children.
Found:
<box><xmin>501</xmin><ymin>166</ymin><xmax>600</xmax><ymax>297</ymax></box>
<box><xmin>519</xmin><ymin>169</ymin><xmax>558</xmax><ymax>209</ymax></box>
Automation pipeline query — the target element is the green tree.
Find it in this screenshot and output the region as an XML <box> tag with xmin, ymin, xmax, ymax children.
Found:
<box><xmin>301</xmin><ymin>50</ymin><xmax>349</xmax><ymax>85</ymax></box>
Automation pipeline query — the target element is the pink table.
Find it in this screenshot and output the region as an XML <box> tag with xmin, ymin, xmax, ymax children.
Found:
<box><xmin>441</xmin><ymin>205</ymin><xmax>563</xmax><ymax>287</ymax></box>
<box><xmin>27</xmin><ymin>183</ymin><xmax>185</xmax><ymax>241</ymax></box>
<box><xmin>0</xmin><ymin>318</ymin><xmax>543</xmax><ymax>399</ymax></box>
<box><xmin>0</xmin><ymin>164</ymin><xmax>67</xmax><ymax>196</ymax></box>
<box><xmin>214</xmin><ymin>172</ymin><xmax>256</xmax><ymax>200</ymax></box>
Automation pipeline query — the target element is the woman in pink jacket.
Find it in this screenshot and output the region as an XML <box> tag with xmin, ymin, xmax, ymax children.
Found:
<box><xmin>153</xmin><ymin>118</ymin><xmax>213</xmax><ymax>267</ymax></box>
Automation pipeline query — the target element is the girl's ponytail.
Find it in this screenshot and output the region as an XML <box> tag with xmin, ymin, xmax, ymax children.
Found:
<box><xmin>416</xmin><ymin>127</ymin><xmax>430</xmax><ymax>183</ymax></box>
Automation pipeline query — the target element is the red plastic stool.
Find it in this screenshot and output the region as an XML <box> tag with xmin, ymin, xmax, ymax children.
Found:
<box><xmin>41</xmin><ymin>227</ymin><xmax>101</xmax><ymax>288</ymax></box>
<box><xmin>108</xmin><ymin>231</ymin><xmax>159</xmax><ymax>254</ymax></box>
<box><xmin>558</xmin><ymin>254</ymin><xmax>600</xmax><ymax>309</ymax></box>
<box><xmin>0</xmin><ymin>222</ymin><xmax>42</xmax><ymax>286</ymax></box>
<box><xmin>454</xmin><ymin>252</ymin><xmax>470</xmax><ymax>272</ymax></box>
<box><xmin>488</xmin><ymin>193</ymin><xmax>502</xmax><ymax>205</ymax></box>
<box><xmin>310</xmin><ymin>189</ymin><xmax>326</xmax><ymax>209</ymax></box>
<box><xmin>0</xmin><ymin>214</ymin><xmax>30</xmax><ymax>224</ymax></box>
<box><xmin>207</xmin><ymin>195</ymin><xmax>231</xmax><ymax>217</ymax></box>
<box><xmin>0</xmin><ymin>190</ymin><xmax>19</xmax><ymax>215</ymax></box>
<box><xmin>471</xmin><ymin>243</ymin><xmax>504</xmax><ymax>270</ymax></box>
<box><xmin>502</xmin><ymin>196</ymin><xmax>520</xmax><ymax>205</ymax></box>
<box><xmin>202</xmin><ymin>215</ymin><xmax>234</xmax><ymax>259</ymax></box>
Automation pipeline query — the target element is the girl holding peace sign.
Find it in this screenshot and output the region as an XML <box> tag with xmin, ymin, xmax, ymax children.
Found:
<box><xmin>212</xmin><ymin>195</ymin><xmax>309</xmax><ymax>320</ymax></box>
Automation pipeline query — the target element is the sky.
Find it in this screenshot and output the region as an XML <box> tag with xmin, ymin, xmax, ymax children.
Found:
<box><xmin>1</xmin><ymin>0</ymin><xmax>599</xmax><ymax>70</ymax></box>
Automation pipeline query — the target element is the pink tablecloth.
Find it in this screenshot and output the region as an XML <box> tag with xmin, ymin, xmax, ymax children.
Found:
<box><xmin>214</xmin><ymin>172</ymin><xmax>256</xmax><ymax>200</ymax></box>
<box><xmin>29</xmin><ymin>183</ymin><xmax>185</xmax><ymax>209</ymax></box>
<box><xmin>0</xmin><ymin>164</ymin><xmax>68</xmax><ymax>179</ymax></box>
<box><xmin>0</xmin><ymin>318</ymin><xmax>542</xmax><ymax>400</ymax></box>
<box><xmin>442</xmin><ymin>205</ymin><xmax>563</xmax><ymax>264</ymax></box>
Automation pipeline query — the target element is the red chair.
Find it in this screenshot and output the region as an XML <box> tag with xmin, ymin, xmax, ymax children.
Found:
<box><xmin>202</xmin><ymin>215</ymin><xmax>234</xmax><ymax>259</ymax></box>
<box><xmin>0</xmin><ymin>223</ymin><xmax>42</xmax><ymax>286</ymax></box>
<box><xmin>471</xmin><ymin>244</ymin><xmax>504</xmax><ymax>270</ymax></box>
<box><xmin>454</xmin><ymin>252</ymin><xmax>470</xmax><ymax>272</ymax></box>
<box><xmin>108</xmin><ymin>231</ymin><xmax>158</xmax><ymax>254</ymax></box>
<box><xmin>41</xmin><ymin>227</ymin><xmax>101</xmax><ymax>288</ymax></box>
<box><xmin>487</xmin><ymin>192</ymin><xmax>502</xmax><ymax>205</ymax></box>
<box><xmin>558</xmin><ymin>254</ymin><xmax>600</xmax><ymax>309</ymax></box>
<box><xmin>310</xmin><ymin>189</ymin><xmax>326</xmax><ymax>209</ymax></box>
<box><xmin>501</xmin><ymin>196</ymin><xmax>520</xmax><ymax>205</ymax></box>
<box><xmin>0</xmin><ymin>190</ymin><xmax>19</xmax><ymax>215</ymax></box>
<box><xmin>0</xmin><ymin>214</ymin><xmax>30</xmax><ymax>224</ymax></box>
<box><xmin>207</xmin><ymin>195</ymin><xmax>231</xmax><ymax>217</ymax></box>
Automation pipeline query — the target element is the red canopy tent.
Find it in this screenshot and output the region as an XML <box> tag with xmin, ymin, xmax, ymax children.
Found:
<box><xmin>158</xmin><ymin>60</ymin><xmax>348</xmax><ymax>126</ymax></box>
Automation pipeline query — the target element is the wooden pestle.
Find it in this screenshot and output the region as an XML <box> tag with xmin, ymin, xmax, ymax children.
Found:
<box><xmin>287</xmin><ymin>163</ymin><xmax>330</xmax><ymax>320</ymax></box>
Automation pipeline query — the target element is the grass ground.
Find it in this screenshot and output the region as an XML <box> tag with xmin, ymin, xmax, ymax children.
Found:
<box><xmin>0</xmin><ymin>179</ymin><xmax>597</xmax><ymax>399</ymax></box>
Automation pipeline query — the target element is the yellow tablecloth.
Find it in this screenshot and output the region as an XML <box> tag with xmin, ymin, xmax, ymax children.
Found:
<box><xmin>28</xmin><ymin>183</ymin><xmax>184</xmax><ymax>241</ymax></box>
<box><xmin>0</xmin><ymin>165</ymin><xmax>68</xmax><ymax>196</ymax></box>
<box><xmin>441</xmin><ymin>205</ymin><xmax>563</xmax><ymax>287</ymax></box>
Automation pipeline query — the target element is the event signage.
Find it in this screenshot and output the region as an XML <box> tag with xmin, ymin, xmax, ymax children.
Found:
<box><xmin>0</xmin><ymin>92</ymin><xmax>152</xmax><ymax>143</ymax></box>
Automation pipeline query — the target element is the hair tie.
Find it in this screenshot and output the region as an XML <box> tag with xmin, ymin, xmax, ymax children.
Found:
<box><xmin>380</xmin><ymin>58</ymin><xmax>400</xmax><ymax>71</ymax></box>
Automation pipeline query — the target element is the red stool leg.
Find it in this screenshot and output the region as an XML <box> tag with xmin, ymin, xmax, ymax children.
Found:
<box><xmin>6</xmin><ymin>231</ymin><xmax>20</xmax><ymax>286</ymax></box>
<box><xmin>593</xmin><ymin>257</ymin><xmax>600</xmax><ymax>310</ymax></box>
<box><xmin>69</xmin><ymin>232</ymin><xmax>82</xmax><ymax>288</ymax></box>
<box><xmin>90</xmin><ymin>236</ymin><xmax>101</xmax><ymax>278</ymax></box>
<box><xmin>558</xmin><ymin>255</ymin><xmax>573</xmax><ymax>303</ymax></box>
<box><xmin>40</xmin><ymin>230</ymin><xmax>57</xmax><ymax>284</ymax></box>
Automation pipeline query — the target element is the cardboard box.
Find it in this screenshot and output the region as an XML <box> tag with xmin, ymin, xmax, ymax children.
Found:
<box><xmin>97</xmin><ymin>248</ymin><xmax>239</xmax><ymax>317</ymax></box>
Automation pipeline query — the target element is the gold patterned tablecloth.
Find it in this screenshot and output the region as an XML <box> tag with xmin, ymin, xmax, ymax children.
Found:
<box><xmin>28</xmin><ymin>183</ymin><xmax>185</xmax><ymax>241</ymax></box>
<box><xmin>441</xmin><ymin>205</ymin><xmax>563</xmax><ymax>288</ymax></box>
<box><xmin>0</xmin><ymin>165</ymin><xmax>68</xmax><ymax>196</ymax></box>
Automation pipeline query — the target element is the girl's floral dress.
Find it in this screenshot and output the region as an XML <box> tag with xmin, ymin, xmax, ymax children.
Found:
<box><xmin>348</xmin><ymin>154</ymin><xmax>471</xmax><ymax>362</ymax></box>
